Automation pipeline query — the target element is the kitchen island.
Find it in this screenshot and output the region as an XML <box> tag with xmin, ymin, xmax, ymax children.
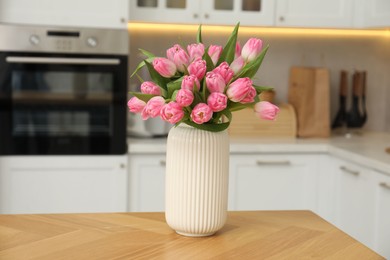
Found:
<box><xmin>0</xmin><ymin>211</ymin><xmax>384</xmax><ymax>259</ymax></box>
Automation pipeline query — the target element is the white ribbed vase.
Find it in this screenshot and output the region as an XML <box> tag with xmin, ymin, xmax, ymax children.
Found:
<box><xmin>165</xmin><ymin>124</ymin><xmax>229</xmax><ymax>237</ymax></box>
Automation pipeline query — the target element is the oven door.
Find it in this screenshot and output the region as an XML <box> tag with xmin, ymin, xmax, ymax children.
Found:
<box><xmin>0</xmin><ymin>52</ymin><xmax>127</xmax><ymax>155</ymax></box>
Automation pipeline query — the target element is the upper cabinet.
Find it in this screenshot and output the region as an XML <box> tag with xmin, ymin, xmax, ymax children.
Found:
<box><xmin>0</xmin><ymin>0</ymin><xmax>128</xmax><ymax>29</ymax></box>
<box><xmin>275</xmin><ymin>0</ymin><xmax>354</xmax><ymax>28</ymax></box>
<box><xmin>129</xmin><ymin>0</ymin><xmax>390</xmax><ymax>29</ymax></box>
<box><xmin>354</xmin><ymin>0</ymin><xmax>390</xmax><ymax>28</ymax></box>
<box><xmin>129</xmin><ymin>0</ymin><xmax>275</xmax><ymax>26</ymax></box>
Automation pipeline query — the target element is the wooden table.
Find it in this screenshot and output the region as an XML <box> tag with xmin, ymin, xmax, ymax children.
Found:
<box><xmin>0</xmin><ymin>211</ymin><xmax>384</xmax><ymax>259</ymax></box>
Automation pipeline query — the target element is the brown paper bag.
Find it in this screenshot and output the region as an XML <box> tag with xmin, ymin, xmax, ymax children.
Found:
<box><xmin>288</xmin><ymin>67</ymin><xmax>330</xmax><ymax>138</ymax></box>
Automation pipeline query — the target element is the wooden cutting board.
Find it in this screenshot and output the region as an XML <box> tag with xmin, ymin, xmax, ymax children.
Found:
<box><xmin>229</xmin><ymin>103</ymin><xmax>297</xmax><ymax>137</ymax></box>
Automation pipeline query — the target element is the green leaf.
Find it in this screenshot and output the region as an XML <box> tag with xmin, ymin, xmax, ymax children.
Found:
<box><xmin>128</xmin><ymin>92</ymin><xmax>155</xmax><ymax>103</ymax></box>
<box><xmin>171</xmin><ymin>89</ymin><xmax>179</xmax><ymax>101</ymax></box>
<box><xmin>253</xmin><ymin>84</ymin><xmax>273</xmax><ymax>94</ymax></box>
<box><xmin>183</xmin><ymin>120</ymin><xmax>230</xmax><ymax>132</ymax></box>
<box><xmin>228</xmin><ymin>101</ymin><xmax>254</xmax><ymax>112</ymax></box>
<box><xmin>197</xmin><ymin>24</ymin><xmax>202</xmax><ymax>43</ymax></box>
<box><xmin>217</xmin><ymin>22</ymin><xmax>240</xmax><ymax>65</ymax></box>
<box><xmin>135</xmin><ymin>73</ymin><xmax>144</xmax><ymax>83</ymax></box>
<box><xmin>144</xmin><ymin>60</ymin><xmax>168</xmax><ymax>92</ymax></box>
<box><xmin>167</xmin><ymin>77</ymin><xmax>183</xmax><ymax>98</ymax></box>
<box><xmin>235</xmin><ymin>45</ymin><xmax>269</xmax><ymax>79</ymax></box>
<box><xmin>130</xmin><ymin>57</ymin><xmax>154</xmax><ymax>78</ymax></box>
<box><xmin>203</xmin><ymin>48</ymin><xmax>215</xmax><ymax>72</ymax></box>
<box><xmin>139</xmin><ymin>48</ymin><xmax>155</xmax><ymax>58</ymax></box>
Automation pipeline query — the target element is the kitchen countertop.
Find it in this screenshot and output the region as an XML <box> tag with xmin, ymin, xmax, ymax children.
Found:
<box><xmin>128</xmin><ymin>131</ymin><xmax>390</xmax><ymax>174</ymax></box>
<box><xmin>0</xmin><ymin>211</ymin><xmax>384</xmax><ymax>259</ymax></box>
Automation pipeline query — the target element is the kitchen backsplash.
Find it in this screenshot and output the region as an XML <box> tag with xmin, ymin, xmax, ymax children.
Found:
<box><xmin>128</xmin><ymin>25</ymin><xmax>390</xmax><ymax>133</ymax></box>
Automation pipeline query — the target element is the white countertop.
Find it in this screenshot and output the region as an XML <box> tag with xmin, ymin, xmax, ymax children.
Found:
<box><xmin>128</xmin><ymin>131</ymin><xmax>390</xmax><ymax>174</ymax></box>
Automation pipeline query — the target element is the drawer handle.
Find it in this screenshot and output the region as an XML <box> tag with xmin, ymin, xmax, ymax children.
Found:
<box><xmin>340</xmin><ymin>166</ymin><xmax>360</xmax><ymax>176</ymax></box>
<box><xmin>256</xmin><ymin>160</ymin><xmax>291</xmax><ymax>166</ymax></box>
<box><xmin>160</xmin><ymin>160</ymin><xmax>166</xmax><ymax>166</ymax></box>
<box><xmin>379</xmin><ymin>182</ymin><xmax>390</xmax><ymax>190</ymax></box>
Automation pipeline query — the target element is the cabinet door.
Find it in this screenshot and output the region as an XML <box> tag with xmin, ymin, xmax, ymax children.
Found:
<box><xmin>0</xmin><ymin>156</ymin><xmax>127</xmax><ymax>214</ymax></box>
<box><xmin>354</xmin><ymin>0</ymin><xmax>390</xmax><ymax>28</ymax></box>
<box><xmin>229</xmin><ymin>154</ymin><xmax>318</xmax><ymax>211</ymax></box>
<box><xmin>275</xmin><ymin>0</ymin><xmax>354</xmax><ymax>28</ymax></box>
<box><xmin>128</xmin><ymin>154</ymin><xmax>166</xmax><ymax>212</ymax></box>
<box><xmin>332</xmin><ymin>157</ymin><xmax>376</xmax><ymax>248</ymax></box>
<box><xmin>129</xmin><ymin>0</ymin><xmax>200</xmax><ymax>24</ymax></box>
<box><xmin>373</xmin><ymin>170</ymin><xmax>390</xmax><ymax>259</ymax></box>
<box><xmin>201</xmin><ymin>0</ymin><xmax>275</xmax><ymax>26</ymax></box>
<box><xmin>0</xmin><ymin>0</ymin><xmax>128</xmax><ymax>29</ymax></box>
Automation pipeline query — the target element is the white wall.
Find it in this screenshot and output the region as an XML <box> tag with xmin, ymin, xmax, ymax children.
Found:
<box><xmin>128</xmin><ymin>25</ymin><xmax>390</xmax><ymax>132</ymax></box>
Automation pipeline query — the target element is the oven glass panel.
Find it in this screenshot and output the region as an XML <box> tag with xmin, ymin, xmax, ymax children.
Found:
<box><xmin>11</xmin><ymin>70</ymin><xmax>113</xmax><ymax>137</ymax></box>
<box><xmin>0</xmin><ymin>52</ymin><xmax>127</xmax><ymax>155</ymax></box>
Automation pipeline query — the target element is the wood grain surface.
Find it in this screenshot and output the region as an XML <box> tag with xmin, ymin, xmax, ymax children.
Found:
<box><xmin>0</xmin><ymin>211</ymin><xmax>384</xmax><ymax>259</ymax></box>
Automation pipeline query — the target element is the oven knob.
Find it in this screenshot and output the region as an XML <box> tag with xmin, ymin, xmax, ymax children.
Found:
<box><xmin>29</xmin><ymin>35</ymin><xmax>40</xmax><ymax>45</ymax></box>
<box><xmin>86</xmin><ymin>37</ymin><xmax>98</xmax><ymax>47</ymax></box>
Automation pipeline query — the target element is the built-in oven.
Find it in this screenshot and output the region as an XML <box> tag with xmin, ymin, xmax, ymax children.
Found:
<box><xmin>0</xmin><ymin>24</ymin><xmax>128</xmax><ymax>155</ymax></box>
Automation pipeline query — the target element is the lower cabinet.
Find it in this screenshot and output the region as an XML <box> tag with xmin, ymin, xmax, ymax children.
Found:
<box><xmin>330</xmin><ymin>156</ymin><xmax>390</xmax><ymax>259</ymax></box>
<box><xmin>128</xmin><ymin>154</ymin><xmax>166</xmax><ymax>212</ymax></box>
<box><xmin>372</xmin><ymin>169</ymin><xmax>390</xmax><ymax>258</ymax></box>
<box><xmin>331</xmin><ymin>156</ymin><xmax>377</xmax><ymax>248</ymax></box>
<box><xmin>228</xmin><ymin>154</ymin><xmax>319</xmax><ymax>211</ymax></box>
<box><xmin>0</xmin><ymin>155</ymin><xmax>128</xmax><ymax>214</ymax></box>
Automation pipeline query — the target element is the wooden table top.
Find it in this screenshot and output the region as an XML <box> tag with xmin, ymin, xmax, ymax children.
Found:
<box><xmin>0</xmin><ymin>210</ymin><xmax>384</xmax><ymax>259</ymax></box>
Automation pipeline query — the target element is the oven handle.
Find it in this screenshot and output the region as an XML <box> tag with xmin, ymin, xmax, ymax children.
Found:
<box><xmin>6</xmin><ymin>56</ymin><xmax>120</xmax><ymax>65</ymax></box>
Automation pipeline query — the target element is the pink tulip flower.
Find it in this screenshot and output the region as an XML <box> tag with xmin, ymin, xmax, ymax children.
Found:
<box><xmin>188</xmin><ymin>58</ymin><xmax>207</xmax><ymax>80</ymax></box>
<box><xmin>176</xmin><ymin>89</ymin><xmax>194</xmax><ymax>107</ymax></box>
<box><xmin>208</xmin><ymin>45</ymin><xmax>223</xmax><ymax>65</ymax></box>
<box><xmin>166</xmin><ymin>44</ymin><xmax>190</xmax><ymax>73</ymax></box>
<box><xmin>153</xmin><ymin>57</ymin><xmax>177</xmax><ymax>78</ymax></box>
<box><xmin>230</xmin><ymin>56</ymin><xmax>245</xmax><ymax>75</ymax></box>
<box><xmin>187</xmin><ymin>43</ymin><xmax>205</xmax><ymax>61</ymax></box>
<box><xmin>191</xmin><ymin>103</ymin><xmax>213</xmax><ymax>124</ymax></box>
<box><xmin>181</xmin><ymin>75</ymin><xmax>200</xmax><ymax>91</ymax></box>
<box><xmin>241</xmin><ymin>38</ymin><xmax>263</xmax><ymax>62</ymax></box>
<box><xmin>235</xmin><ymin>42</ymin><xmax>241</xmax><ymax>59</ymax></box>
<box><xmin>254</xmin><ymin>101</ymin><xmax>280</xmax><ymax>120</ymax></box>
<box><xmin>141</xmin><ymin>96</ymin><xmax>165</xmax><ymax>120</ymax></box>
<box><xmin>226</xmin><ymin>77</ymin><xmax>253</xmax><ymax>102</ymax></box>
<box><xmin>207</xmin><ymin>92</ymin><xmax>228</xmax><ymax>112</ymax></box>
<box><xmin>240</xmin><ymin>86</ymin><xmax>257</xmax><ymax>104</ymax></box>
<box><xmin>205</xmin><ymin>72</ymin><xmax>225</xmax><ymax>93</ymax></box>
<box><xmin>160</xmin><ymin>101</ymin><xmax>184</xmax><ymax>124</ymax></box>
<box><xmin>140</xmin><ymin>81</ymin><xmax>161</xmax><ymax>95</ymax></box>
<box><xmin>213</xmin><ymin>62</ymin><xmax>234</xmax><ymax>84</ymax></box>
<box><xmin>127</xmin><ymin>97</ymin><xmax>146</xmax><ymax>113</ymax></box>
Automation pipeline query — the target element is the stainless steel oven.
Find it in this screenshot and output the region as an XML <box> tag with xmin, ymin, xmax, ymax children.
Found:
<box><xmin>0</xmin><ymin>24</ymin><xmax>128</xmax><ymax>155</ymax></box>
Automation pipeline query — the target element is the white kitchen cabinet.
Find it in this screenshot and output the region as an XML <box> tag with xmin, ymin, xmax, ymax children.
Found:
<box><xmin>275</xmin><ymin>0</ymin><xmax>354</xmax><ymax>28</ymax></box>
<box><xmin>315</xmin><ymin>154</ymin><xmax>337</xmax><ymax>224</ymax></box>
<box><xmin>128</xmin><ymin>153</ymin><xmax>166</xmax><ymax>212</ymax></box>
<box><xmin>129</xmin><ymin>0</ymin><xmax>275</xmax><ymax>26</ymax></box>
<box><xmin>0</xmin><ymin>155</ymin><xmax>128</xmax><ymax>214</ymax></box>
<box><xmin>332</xmin><ymin>156</ymin><xmax>376</xmax><ymax>249</ymax></box>
<box><xmin>229</xmin><ymin>154</ymin><xmax>318</xmax><ymax>211</ymax></box>
<box><xmin>354</xmin><ymin>0</ymin><xmax>390</xmax><ymax>28</ymax></box>
<box><xmin>0</xmin><ymin>0</ymin><xmax>128</xmax><ymax>29</ymax></box>
<box><xmin>372</xmin><ymin>169</ymin><xmax>390</xmax><ymax>259</ymax></box>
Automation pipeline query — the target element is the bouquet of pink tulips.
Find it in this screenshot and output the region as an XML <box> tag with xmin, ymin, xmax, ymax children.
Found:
<box><xmin>128</xmin><ymin>23</ymin><xmax>279</xmax><ymax>132</ymax></box>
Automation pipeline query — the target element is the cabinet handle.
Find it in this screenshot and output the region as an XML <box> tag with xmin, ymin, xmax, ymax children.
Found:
<box><xmin>340</xmin><ymin>166</ymin><xmax>360</xmax><ymax>176</ymax></box>
<box><xmin>256</xmin><ymin>160</ymin><xmax>291</xmax><ymax>166</ymax></box>
<box><xmin>193</xmin><ymin>13</ymin><xmax>198</xmax><ymax>19</ymax></box>
<box><xmin>120</xmin><ymin>163</ymin><xmax>126</xmax><ymax>169</ymax></box>
<box><xmin>279</xmin><ymin>16</ymin><xmax>285</xmax><ymax>22</ymax></box>
<box><xmin>379</xmin><ymin>182</ymin><xmax>390</xmax><ymax>190</ymax></box>
<box><xmin>160</xmin><ymin>160</ymin><xmax>166</xmax><ymax>166</ymax></box>
<box><xmin>204</xmin><ymin>13</ymin><xmax>209</xmax><ymax>19</ymax></box>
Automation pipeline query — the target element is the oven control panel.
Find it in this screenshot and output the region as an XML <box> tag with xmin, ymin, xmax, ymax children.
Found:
<box><xmin>0</xmin><ymin>24</ymin><xmax>128</xmax><ymax>55</ymax></box>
